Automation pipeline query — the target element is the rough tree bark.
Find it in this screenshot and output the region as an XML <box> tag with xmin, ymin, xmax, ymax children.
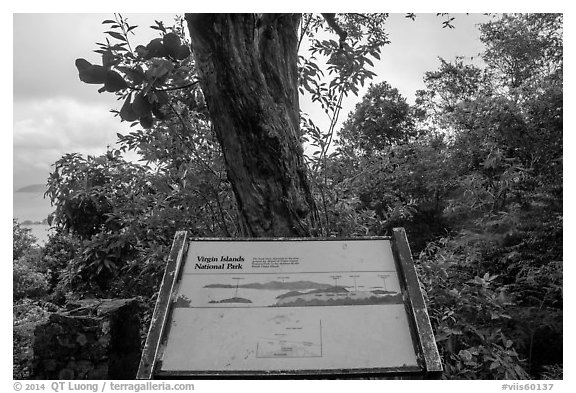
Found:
<box><xmin>185</xmin><ymin>13</ymin><xmax>317</xmax><ymax>237</ymax></box>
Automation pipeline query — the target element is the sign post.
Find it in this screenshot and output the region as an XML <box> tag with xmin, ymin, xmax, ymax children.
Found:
<box><xmin>137</xmin><ymin>228</ymin><xmax>442</xmax><ymax>379</ymax></box>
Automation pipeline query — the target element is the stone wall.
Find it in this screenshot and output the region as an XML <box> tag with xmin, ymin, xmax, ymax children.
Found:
<box><xmin>32</xmin><ymin>298</ymin><xmax>142</xmax><ymax>380</ymax></box>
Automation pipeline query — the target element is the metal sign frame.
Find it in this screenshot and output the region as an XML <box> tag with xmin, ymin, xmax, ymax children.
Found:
<box><xmin>137</xmin><ymin>228</ymin><xmax>442</xmax><ymax>379</ymax></box>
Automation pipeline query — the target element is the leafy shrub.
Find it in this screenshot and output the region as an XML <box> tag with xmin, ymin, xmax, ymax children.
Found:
<box><xmin>13</xmin><ymin>219</ymin><xmax>38</xmax><ymax>260</ymax></box>
<box><xmin>13</xmin><ymin>258</ymin><xmax>49</xmax><ymax>300</ymax></box>
<box><xmin>417</xmin><ymin>237</ymin><xmax>530</xmax><ymax>379</ymax></box>
<box><xmin>13</xmin><ymin>220</ymin><xmax>49</xmax><ymax>300</ymax></box>
<box><xmin>539</xmin><ymin>364</ymin><xmax>563</xmax><ymax>380</ymax></box>
<box><xmin>44</xmin><ymin>148</ymin><xmax>238</xmax><ymax>298</ymax></box>
<box><xmin>13</xmin><ymin>299</ymin><xmax>52</xmax><ymax>379</ymax></box>
<box><xmin>40</xmin><ymin>228</ymin><xmax>79</xmax><ymax>295</ymax></box>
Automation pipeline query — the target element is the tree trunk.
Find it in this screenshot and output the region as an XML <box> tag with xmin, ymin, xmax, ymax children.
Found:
<box><xmin>185</xmin><ymin>13</ymin><xmax>317</xmax><ymax>237</ymax></box>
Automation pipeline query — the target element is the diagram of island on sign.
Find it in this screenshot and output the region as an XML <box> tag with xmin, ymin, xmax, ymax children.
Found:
<box><xmin>174</xmin><ymin>272</ymin><xmax>403</xmax><ymax>308</ymax></box>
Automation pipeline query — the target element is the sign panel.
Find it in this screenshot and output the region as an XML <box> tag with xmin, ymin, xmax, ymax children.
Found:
<box><xmin>138</xmin><ymin>231</ymin><xmax>442</xmax><ymax>378</ymax></box>
<box><xmin>160</xmin><ymin>239</ymin><xmax>417</xmax><ymax>373</ymax></box>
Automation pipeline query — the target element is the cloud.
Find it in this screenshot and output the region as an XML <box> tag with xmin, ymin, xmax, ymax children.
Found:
<box><xmin>14</xmin><ymin>98</ymin><xmax>118</xmax><ymax>148</ymax></box>
<box><xmin>13</xmin><ymin>97</ymin><xmax>132</xmax><ymax>189</ymax></box>
<box><xmin>13</xmin><ymin>14</ymin><xmax>111</xmax><ymax>102</ymax></box>
<box><xmin>13</xmin><ymin>13</ymin><xmax>176</xmax><ymax>102</ymax></box>
<box><xmin>11</xmin><ymin>13</ymin><xmax>177</xmax><ymax>190</ymax></box>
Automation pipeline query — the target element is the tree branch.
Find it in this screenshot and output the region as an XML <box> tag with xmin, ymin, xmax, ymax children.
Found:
<box><xmin>321</xmin><ymin>13</ymin><xmax>348</xmax><ymax>47</ymax></box>
<box><xmin>155</xmin><ymin>81</ymin><xmax>199</xmax><ymax>92</ymax></box>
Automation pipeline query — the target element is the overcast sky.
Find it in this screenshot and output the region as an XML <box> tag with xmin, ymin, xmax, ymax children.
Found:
<box><xmin>12</xmin><ymin>12</ymin><xmax>496</xmax><ymax>192</ymax></box>
<box><xmin>13</xmin><ymin>13</ymin><xmax>177</xmax><ymax>191</ymax></box>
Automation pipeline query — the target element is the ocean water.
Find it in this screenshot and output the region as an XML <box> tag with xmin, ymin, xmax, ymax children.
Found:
<box><xmin>13</xmin><ymin>191</ymin><xmax>53</xmax><ymax>223</ymax></box>
<box><xmin>13</xmin><ymin>190</ymin><xmax>54</xmax><ymax>245</ymax></box>
<box><xmin>21</xmin><ymin>224</ymin><xmax>52</xmax><ymax>245</ymax></box>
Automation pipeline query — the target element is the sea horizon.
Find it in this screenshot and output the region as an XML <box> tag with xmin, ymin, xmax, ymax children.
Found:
<box><xmin>13</xmin><ymin>189</ymin><xmax>53</xmax><ymax>223</ymax></box>
<box><xmin>14</xmin><ymin>189</ymin><xmax>54</xmax><ymax>245</ymax></box>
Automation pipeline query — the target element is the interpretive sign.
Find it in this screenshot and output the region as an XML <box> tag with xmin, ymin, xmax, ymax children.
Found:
<box><xmin>137</xmin><ymin>229</ymin><xmax>442</xmax><ymax>379</ymax></box>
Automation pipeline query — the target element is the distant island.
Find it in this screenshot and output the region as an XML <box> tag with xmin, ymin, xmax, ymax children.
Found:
<box><xmin>204</xmin><ymin>280</ymin><xmax>333</xmax><ymax>291</ymax></box>
<box><xmin>275</xmin><ymin>285</ymin><xmax>349</xmax><ymax>299</ymax></box>
<box><xmin>208</xmin><ymin>297</ymin><xmax>252</xmax><ymax>304</ymax></box>
<box><xmin>20</xmin><ymin>219</ymin><xmax>49</xmax><ymax>225</ymax></box>
<box><xmin>273</xmin><ymin>286</ymin><xmax>403</xmax><ymax>307</ymax></box>
<box><xmin>202</xmin><ymin>279</ymin><xmax>403</xmax><ymax>308</ymax></box>
<box><xmin>16</xmin><ymin>184</ymin><xmax>46</xmax><ymax>193</ymax></box>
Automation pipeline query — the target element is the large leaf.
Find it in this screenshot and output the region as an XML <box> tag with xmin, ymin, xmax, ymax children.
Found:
<box><xmin>102</xmin><ymin>51</ymin><xmax>119</xmax><ymax>68</ymax></box>
<box><xmin>163</xmin><ymin>32</ymin><xmax>181</xmax><ymax>59</ymax></box>
<box><xmin>134</xmin><ymin>45</ymin><xmax>149</xmax><ymax>59</ymax></box>
<box><xmin>105</xmin><ymin>31</ymin><xmax>126</xmax><ymax>42</ymax></box>
<box><xmin>132</xmin><ymin>93</ymin><xmax>152</xmax><ymax>117</ymax></box>
<box><xmin>104</xmin><ymin>70</ymin><xmax>128</xmax><ymax>92</ymax></box>
<box><xmin>76</xmin><ymin>60</ymin><xmax>106</xmax><ymax>85</ymax></box>
<box><xmin>145</xmin><ymin>38</ymin><xmax>167</xmax><ymax>59</ymax></box>
<box><xmin>75</xmin><ymin>58</ymin><xmax>92</xmax><ymax>72</ymax></box>
<box><xmin>175</xmin><ymin>45</ymin><xmax>191</xmax><ymax>61</ymax></box>
<box><xmin>139</xmin><ymin>114</ymin><xmax>154</xmax><ymax>129</ymax></box>
<box><xmin>119</xmin><ymin>95</ymin><xmax>139</xmax><ymax>122</ymax></box>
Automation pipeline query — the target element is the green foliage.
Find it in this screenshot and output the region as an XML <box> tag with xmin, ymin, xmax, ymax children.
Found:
<box><xmin>479</xmin><ymin>14</ymin><xmax>562</xmax><ymax>88</ymax></box>
<box><xmin>13</xmin><ymin>220</ymin><xmax>49</xmax><ymax>300</ymax></box>
<box><xmin>45</xmin><ymin>149</ymin><xmax>236</xmax><ymax>296</ymax></box>
<box><xmin>13</xmin><ymin>222</ymin><xmax>55</xmax><ymax>378</ymax></box>
<box><xmin>539</xmin><ymin>364</ymin><xmax>563</xmax><ymax>380</ymax></box>
<box><xmin>13</xmin><ymin>259</ymin><xmax>49</xmax><ymax>301</ymax></box>
<box><xmin>299</xmin><ymin>14</ymin><xmax>388</xmax><ymax>100</ymax></box>
<box><xmin>330</xmin><ymin>13</ymin><xmax>562</xmax><ymax>378</ymax></box>
<box><xmin>13</xmin><ymin>299</ymin><xmax>52</xmax><ymax>379</ymax></box>
<box><xmin>414</xmin><ymin>57</ymin><xmax>491</xmax><ymax>135</ymax></box>
<box><xmin>339</xmin><ymin>82</ymin><xmax>420</xmax><ymax>152</ymax></box>
<box><xmin>39</xmin><ymin>228</ymin><xmax>79</xmax><ymax>296</ymax></box>
<box><xmin>419</xmin><ymin>15</ymin><xmax>561</xmax><ymax>378</ymax></box>
<box><xmin>51</xmin><ymin>14</ymin><xmax>238</xmax><ymax>299</ymax></box>
<box><xmin>298</xmin><ymin>14</ymin><xmax>392</xmax><ymax>236</ymax></box>
<box><xmin>13</xmin><ymin>219</ymin><xmax>38</xmax><ymax>260</ymax></box>
<box><xmin>417</xmin><ymin>238</ymin><xmax>530</xmax><ymax>379</ymax></box>
<box><xmin>75</xmin><ymin>14</ymin><xmax>201</xmax><ymax>130</ymax></box>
